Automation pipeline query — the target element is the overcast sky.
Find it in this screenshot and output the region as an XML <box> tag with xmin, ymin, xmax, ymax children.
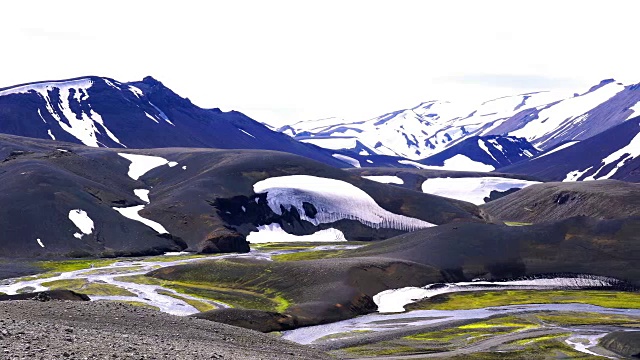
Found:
<box><xmin>2</xmin><ymin>0</ymin><xmax>639</xmax><ymax>126</ymax></box>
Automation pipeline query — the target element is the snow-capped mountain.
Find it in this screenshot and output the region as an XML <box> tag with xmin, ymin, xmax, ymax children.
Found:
<box><xmin>279</xmin><ymin>79</ymin><xmax>640</xmax><ymax>161</ymax></box>
<box><xmin>0</xmin><ymin>76</ymin><xmax>348</xmax><ymax>167</ymax></box>
<box><xmin>501</xmin><ymin>116</ymin><xmax>640</xmax><ymax>182</ymax></box>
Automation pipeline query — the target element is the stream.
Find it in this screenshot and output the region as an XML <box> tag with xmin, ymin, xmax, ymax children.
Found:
<box><xmin>0</xmin><ymin>245</ymin><xmax>360</xmax><ymax>316</ymax></box>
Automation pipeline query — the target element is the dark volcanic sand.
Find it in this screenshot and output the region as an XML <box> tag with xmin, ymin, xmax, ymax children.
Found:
<box><xmin>0</xmin><ymin>300</ymin><xmax>330</xmax><ymax>360</ymax></box>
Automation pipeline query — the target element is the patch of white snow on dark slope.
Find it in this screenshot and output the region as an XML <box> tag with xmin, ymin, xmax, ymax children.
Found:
<box><xmin>246</xmin><ymin>223</ymin><xmax>346</xmax><ymax>243</ymax></box>
<box><xmin>118</xmin><ymin>153</ymin><xmax>169</xmax><ymax>180</ymax></box>
<box><xmin>68</xmin><ymin>209</ymin><xmax>95</xmax><ymax>239</ymax></box>
<box><xmin>253</xmin><ymin>175</ymin><xmax>433</xmax><ymax>231</ymax></box>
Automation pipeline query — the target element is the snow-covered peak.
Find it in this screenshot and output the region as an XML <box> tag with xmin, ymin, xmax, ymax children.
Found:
<box><xmin>280</xmin><ymin>79</ymin><xmax>640</xmax><ymax>162</ymax></box>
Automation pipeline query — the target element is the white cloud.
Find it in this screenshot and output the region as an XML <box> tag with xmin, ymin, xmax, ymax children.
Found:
<box><xmin>1</xmin><ymin>0</ymin><xmax>639</xmax><ymax>126</ymax></box>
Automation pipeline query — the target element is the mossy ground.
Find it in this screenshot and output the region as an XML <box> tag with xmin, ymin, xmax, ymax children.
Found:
<box><xmin>407</xmin><ymin>290</ymin><xmax>640</xmax><ymax>311</ymax></box>
<box><xmin>332</xmin><ymin>312</ymin><xmax>640</xmax><ymax>359</ymax></box>
<box><xmin>41</xmin><ymin>278</ymin><xmax>135</xmax><ymax>296</ymax></box>
<box><xmin>271</xmin><ymin>250</ymin><xmax>345</xmax><ymax>262</ymax></box>
<box><xmin>116</xmin><ymin>274</ymin><xmax>288</xmax><ymax>312</ymax></box>
<box><xmin>504</xmin><ymin>221</ymin><xmax>533</xmax><ymax>226</ymax></box>
<box><xmin>154</xmin><ymin>289</ymin><xmax>217</xmax><ymax>312</ymax></box>
<box><xmin>36</xmin><ymin>258</ymin><xmax>118</xmax><ymax>273</ymax></box>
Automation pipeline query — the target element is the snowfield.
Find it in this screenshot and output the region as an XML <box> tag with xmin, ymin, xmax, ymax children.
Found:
<box><xmin>362</xmin><ymin>175</ymin><xmax>404</xmax><ymax>185</ymax></box>
<box><xmin>246</xmin><ymin>223</ymin><xmax>347</xmax><ymax>243</ymax></box>
<box><xmin>118</xmin><ymin>153</ymin><xmax>171</xmax><ymax>180</ymax></box>
<box><xmin>421</xmin><ymin>177</ymin><xmax>540</xmax><ymax>205</ymax></box>
<box><xmin>253</xmin><ymin>175</ymin><xmax>434</xmax><ymax>231</ymax></box>
<box><xmin>374</xmin><ymin>276</ymin><xmax>622</xmax><ymax>313</ymax></box>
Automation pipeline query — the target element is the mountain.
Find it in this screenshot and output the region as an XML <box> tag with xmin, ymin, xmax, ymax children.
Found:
<box><xmin>0</xmin><ymin>133</ymin><xmax>481</xmax><ymax>259</ymax></box>
<box><xmin>0</xmin><ymin>76</ymin><xmax>349</xmax><ymax>167</ymax></box>
<box><xmin>500</xmin><ymin>116</ymin><xmax>640</xmax><ymax>182</ymax></box>
<box><xmin>277</xmin><ymin>79</ymin><xmax>640</xmax><ymax>161</ymax></box>
<box><xmin>350</xmin><ymin>167</ymin><xmax>541</xmax><ymax>205</ymax></box>
<box><xmin>481</xmin><ymin>180</ymin><xmax>640</xmax><ymax>223</ymax></box>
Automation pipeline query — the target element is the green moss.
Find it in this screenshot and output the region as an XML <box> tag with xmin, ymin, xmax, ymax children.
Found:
<box><xmin>155</xmin><ymin>289</ymin><xmax>216</xmax><ymax>312</ymax></box>
<box><xmin>36</xmin><ymin>258</ymin><xmax>118</xmax><ymax>273</ymax></box>
<box><xmin>116</xmin><ymin>274</ymin><xmax>286</xmax><ymax>312</ymax></box>
<box><xmin>16</xmin><ymin>287</ymin><xmax>36</xmax><ymax>294</ymax></box>
<box><xmin>535</xmin><ymin>312</ymin><xmax>640</xmax><ymax>327</ymax></box>
<box><xmin>345</xmin><ymin>345</ymin><xmax>425</xmax><ymax>357</ymax></box>
<box><xmin>271</xmin><ymin>250</ymin><xmax>344</xmax><ymax>262</ymax></box>
<box><xmin>317</xmin><ymin>330</ymin><xmax>373</xmax><ymax>342</ymax></box>
<box><xmin>504</xmin><ymin>222</ymin><xmax>533</xmax><ymax>226</ymax></box>
<box><xmin>42</xmin><ymin>278</ymin><xmax>135</xmax><ymax>296</ymax></box>
<box><xmin>409</xmin><ymin>290</ymin><xmax>640</xmax><ymax>311</ymax></box>
<box><xmin>511</xmin><ymin>333</ymin><xmax>570</xmax><ymax>346</ymax></box>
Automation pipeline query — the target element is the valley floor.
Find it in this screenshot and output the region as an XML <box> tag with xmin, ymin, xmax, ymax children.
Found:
<box><xmin>1</xmin><ymin>244</ymin><xmax>639</xmax><ymax>359</ymax></box>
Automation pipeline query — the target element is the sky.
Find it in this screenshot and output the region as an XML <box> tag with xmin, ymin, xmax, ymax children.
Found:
<box><xmin>1</xmin><ymin>0</ymin><xmax>639</xmax><ymax>126</ymax></box>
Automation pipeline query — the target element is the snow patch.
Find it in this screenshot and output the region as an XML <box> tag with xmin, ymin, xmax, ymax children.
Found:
<box><xmin>113</xmin><ymin>205</ymin><xmax>168</xmax><ymax>234</ymax></box>
<box><xmin>47</xmin><ymin>129</ymin><xmax>56</xmax><ymax>140</ymax></box>
<box><xmin>167</xmin><ymin>161</ymin><xmax>178</xmax><ymax>167</ymax></box>
<box><xmin>583</xmin><ymin>128</ymin><xmax>640</xmax><ymax>180</ymax></box>
<box><xmin>68</xmin><ymin>209</ymin><xmax>94</xmax><ymax>238</ymax></box>
<box><xmin>362</xmin><ymin>175</ymin><xmax>404</xmax><ymax>185</ymax></box>
<box><xmin>332</xmin><ymin>154</ymin><xmax>360</xmax><ymax>168</ymax></box>
<box><xmin>477</xmin><ymin>139</ymin><xmax>497</xmax><ymax>162</ymax></box>
<box><xmin>246</xmin><ymin>223</ymin><xmax>346</xmax><ymax>243</ymax></box>
<box><xmin>374</xmin><ymin>276</ymin><xmax>621</xmax><ymax>313</ymax></box>
<box><xmin>253</xmin><ymin>175</ymin><xmax>433</xmax><ymax>231</ymax></box>
<box><xmin>626</xmin><ymin>101</ymin><xmax>640</xmax><ymax>120</ymax></box>
<box><xmin>239</xmin><ymin>129</ymin><xmax>255</xmax><ymax>138</ymax></box>
<box><xmin>421</xmin><ymin>177</ymin><xmax>540</xmax><ymax>205</ymax></box>
<box><xmin>118</xmin><ymin>153</ymin><xmax>169</xmax><ymax>180</ymax></box>
<box><xmin>36</xmin><ymin>238</ymin><xmax>44</xmax><ymax>248</ymax></box>
<box><xmin>535</xmin><ymin>141</ymin><xmax>579</xmax><ymax>159</ymax></box>
<box><xmin>564</xmin><ymin>167</ymin><xmax>594</xmax><ymax>182</ymax></box>
<box><xmin>134</xmin><ymin>189</ymin><xmax>150</xmax><ymax>203</ymax></box>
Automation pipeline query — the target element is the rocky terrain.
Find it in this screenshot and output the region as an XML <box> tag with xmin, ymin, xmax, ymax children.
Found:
<box><xmin>0</xmin><ymin>300</ymin><xmax>329</xmax><ymax>359</ymax></box>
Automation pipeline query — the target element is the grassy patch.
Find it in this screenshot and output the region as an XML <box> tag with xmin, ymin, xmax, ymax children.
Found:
<box><xmin>42</xmin><ymin>278</ymin><xmax>135</xmax><ymax>296</ymax></box>
<box><xmin>344</xmin><ymin>344</ymin><xmax>427</xmax><ymax>357</ymax></box>
<box><xmin>408</xmin><ymin>290</ymin><xmax>640</xmax><ymax>311</ymax></box>
<box><xmin>155</xmin><ymin>289</ymin><xmax>216</xmax><ymax>312</ymax></box>
<box><xmin>36</xmin><ymin>258</ymin><xmax>118</xmax><ymax>273</ymax></box>
<box><xmin>142</xmin><ymin>254</ymin><xmax>215</xmax><ymax>263</ymax></box>
<box><xmin>511</xmin><ymin>333</ymin><xmax>569</xmax><ymax>346</ymax></box>
<box><xmin>82</xmin><ymin>266</ymin><xmax>145</xmax><ymax>276</ymax></box>
<box><xmin>116</xmin><ymin>274</ymin><xmax>285</xmax><ymax>312</ymax></box>
<box><xmin>317</xmin><ymin>330</ymin><xmax>373</xmax><ymax>342</ymax></box>
<box><xmin>271</xmin><ymin>250</ymin><xmax>345</xmax><ymax>262</ymax></box>
<box><xmin>504</xmin><ymin>222</ymin><xmax>533</xmax><ymax>226</ymax></box>
<box><xmin>535</xmin><ymin>312</ymin><xmax>640</xmax><ymax>327</ymax></box>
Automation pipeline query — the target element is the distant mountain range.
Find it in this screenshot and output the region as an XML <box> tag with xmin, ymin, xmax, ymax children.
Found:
<box><xmin>1</xmin><ymin>76</ymin><xmax>639</xmax><ymax>178</ymax></box>
<box><xmin>274</xmin><ymin>79</ymin><xmax>640</xmax><ymax>167</ymax></box>
<box><xmin>0</xmin><ymin>76</ymin><xmax>347</xmax><ymax>167</ymax></box>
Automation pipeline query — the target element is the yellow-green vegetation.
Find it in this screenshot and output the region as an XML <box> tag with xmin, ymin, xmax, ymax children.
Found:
<box><xmin>334</xmin><ymin>312</ymin><xmax>638</xmax><ymax>359</ymax></box>
<box><xmin>37</xmin><ymin>258</ymin><xmax>118</xmax><ymax>273</ymax></box>
<box><xmin>504</xmin><ymin>222</ymin><xmax>533</xmax><ymax>226</ymax></box>
<box><xmin>271</xmin><ymin>250</ymin><xmax>345</xmax><ymax>262</ymax></box>
<box><xmin>408</xmin><ymin>290</ymin><xmax>640</xmax><ymax>311</ymax></box>
<box><xmin>142</xmin><ymin>253</ymin><xmax>215</xmax><ymax>263</ymax></box>
<box><xmin>250</xmin><ymin>241</ymin><xmax>369</xmax><ymax>251</ymax></box>
<box><xmin>511</xmin><ymin>333</ymin><xmax>569</xmax><ymax>346</ymax></box>
<box><xmin>82</xmin><ymin>266</ymin><xmax>146</xmax><ymax>276</ymax></box>
<box><xmin>41</xmin><ymin>278</ymin><xmax>135</xmax><ymax>296</ymax></box>
<box><xmin>317</xmin><ymin>330</ymin><xmax>373</xmax><ymax>342</ymax></box>
<box><xmin>406</xmin><ymin>316</ymin><xmax>537</xmax><ymax>343</ymax></box>
<box><xmin>536</xmin><ymin>312</ymin><xmax>640</xmax><ymax>327</ymax></box>
<box><xmin>155</xmin><ymin>289</ymin><xmax>216</xmax><ymax>312</ymax></box>
<box><xmin>16</xmin><ymin>286</ymin><xmax>37</xmax><ymax>294</ymax></box>
<box><xmin>116</xmin><ymin>274</ymin><xmax>288</xmax><ymax>312</ymax></box>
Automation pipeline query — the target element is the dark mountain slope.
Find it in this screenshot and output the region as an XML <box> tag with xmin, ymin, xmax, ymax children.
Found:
<box><xmin>418</xmin><ymin>135</ymin><xmax>540</xmax><ymax>170</ymax></box>
<box><xmin>500</xmin><ymin>116</ymin><xmax>640</xmax><ymax>182</ymax></box>
<box><xmin>480</xmin><ymin>180</ymin><xmax>640</xmax><ymax>223</ymax></box>
<box><xmin>0</xmin><ymin>133</ymin><xmax>480</xmax><ymax>259</ymax></box>
<box><xmin>349</xmin><ymin>217</ymin><xmax>640</xmax><ymax>286</ymax></box>
<box><xmin>0</xmin><ymin>76</ymin><xmax>348</xmax><ymax>167</ymax></box>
